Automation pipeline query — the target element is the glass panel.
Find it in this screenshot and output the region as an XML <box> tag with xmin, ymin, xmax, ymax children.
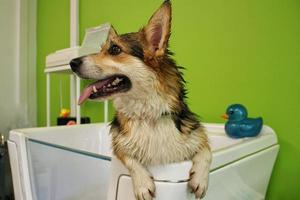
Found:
<box><xmin>26</xmin><ymin>139</ymin><xmax>111</xmax><ymax>200</ymax></box>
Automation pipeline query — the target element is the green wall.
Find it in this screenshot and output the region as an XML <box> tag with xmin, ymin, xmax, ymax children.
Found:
<box><xmin>37</xmin><ymin>0</ymin><xmax>300</xmax><ymax>199</ymax></box>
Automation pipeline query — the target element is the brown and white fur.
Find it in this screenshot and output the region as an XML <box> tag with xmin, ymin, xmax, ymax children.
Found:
<box><xmin>70</xmin><ymin>1</ymin><xmax>212</xmax><ymax>199</ymax></box>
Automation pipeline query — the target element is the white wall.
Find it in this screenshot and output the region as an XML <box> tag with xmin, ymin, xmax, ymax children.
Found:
<box><xmin>0</xmin><ymin>0</ymin><xmax>36</xmax><ymax>138</ymax></box>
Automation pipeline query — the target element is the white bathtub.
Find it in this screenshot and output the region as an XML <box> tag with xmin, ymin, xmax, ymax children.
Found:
<box><xmin>8</xmin><ymin>123</ymin><xmax>279</xmax><ymax>200</ymax></box>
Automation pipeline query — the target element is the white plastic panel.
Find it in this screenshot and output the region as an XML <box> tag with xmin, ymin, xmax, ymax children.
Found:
<box><xmin>205</xmin><ymin>145</ymin><xmax>279</xmax><ymax>200</ymax></box>
<box><xmin>115</xmin><ymin>145</ymin><xmax>279</xmax><ymax>200</ymax></box>
<box><xmin>7</xmin><ymin>141</ymin><xmax>23</xmax><ymax>200</ymax></box>
<box><xmin>26</xmin><ymin>140</ymin><xmax>111</xmax><ymax>200</ymax></box>
<box><xmin>20</xmin><ymin>123</ymin><xmax>112</xmax><ymax>157</ymax></box>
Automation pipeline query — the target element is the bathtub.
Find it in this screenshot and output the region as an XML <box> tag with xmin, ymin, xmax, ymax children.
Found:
<box><xmin>8</xmin><ymin>123</ymin><xmax>279</xmax><ymax>200</ymax></box>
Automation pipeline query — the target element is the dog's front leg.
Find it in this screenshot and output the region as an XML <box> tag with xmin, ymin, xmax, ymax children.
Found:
<box><xmin>116</xmin><ymin>153</ymin><xmax>155</xmax><ymax>200</ymax></box>
<box><xmin>188</xmin><ymin>146</ymin><xmax>212</xmax><ymax>199</ymax></box>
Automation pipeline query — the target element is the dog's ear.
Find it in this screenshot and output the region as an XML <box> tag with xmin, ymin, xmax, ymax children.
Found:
<box><xmin>143</xmin><ymin>0</ymin><xmax>171</xmax><ymax>56</ymax></box>
<box><xmin>108</xmin><ymin>26</ymin><xmax>118</xmax><ymax>41</ymax></box>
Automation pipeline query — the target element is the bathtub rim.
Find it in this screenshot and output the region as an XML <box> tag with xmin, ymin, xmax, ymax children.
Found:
<box><xmin>9</xmin><ymin>122</ymin><xmax>278</xmax><ymax>172</ymax></box>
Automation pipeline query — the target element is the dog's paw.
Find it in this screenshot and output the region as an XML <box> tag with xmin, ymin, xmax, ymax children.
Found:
<box><xmin>188</xmin><ymin>163</ymin><xmax>209</xmax><ymax>199</ymax></box>
<box><xmin>132</xmin><ymin>171</ymin><xmax>156</xmax><ymax>200</ymax></box>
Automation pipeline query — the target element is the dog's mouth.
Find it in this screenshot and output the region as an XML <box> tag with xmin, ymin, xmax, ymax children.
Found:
<box><xmin>78</xmin><ymin>75</ymin><xmax>131</xmax><ymax>105</ymax></box>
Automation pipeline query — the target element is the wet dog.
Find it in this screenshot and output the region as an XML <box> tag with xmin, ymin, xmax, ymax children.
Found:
<box><xmin>70</xmin><ymin>1</ymin><xmax>212</xmax><ymax>199</ymax></box>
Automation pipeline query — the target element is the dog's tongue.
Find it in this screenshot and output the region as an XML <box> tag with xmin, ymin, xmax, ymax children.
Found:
<box><xmin>78</xmin><ymin>78</ymin><xmax>114</xmax><ymax>105</ymax></box>
<box><xmin>78</xmin><ymin>85</ymin><xmax>93</xmax><ymax>105</ymax></box>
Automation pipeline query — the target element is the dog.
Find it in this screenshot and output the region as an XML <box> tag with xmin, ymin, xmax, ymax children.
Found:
<box><xmin>70</xmin><ymin>1</ymin><xmax>212</xmax><ymax>199</ymax></box>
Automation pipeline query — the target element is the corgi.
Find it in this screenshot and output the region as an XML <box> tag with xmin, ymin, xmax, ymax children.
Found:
<box><xmin>70</xmin><ymin>1</ymin><xmax>212</xmax><ymax>199</ymax></box>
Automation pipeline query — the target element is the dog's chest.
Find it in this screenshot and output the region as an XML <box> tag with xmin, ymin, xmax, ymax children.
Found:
<box><xmin>115</xmin><ymin>116</ymin><xmax>198</xmax><ymax>165</ymax></box>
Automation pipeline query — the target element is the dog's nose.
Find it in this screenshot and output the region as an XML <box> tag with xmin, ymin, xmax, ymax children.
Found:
<box><xmin>69</xmin><ymin>58</ymin><xmax>82</xmax><ymax>72</ymax></box>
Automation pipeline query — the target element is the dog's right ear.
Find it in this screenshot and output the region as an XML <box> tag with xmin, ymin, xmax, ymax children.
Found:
<box><xmin>143</xmin><ymin>0</ymin><xmax>172</xmax><ymax>56</ymax></box>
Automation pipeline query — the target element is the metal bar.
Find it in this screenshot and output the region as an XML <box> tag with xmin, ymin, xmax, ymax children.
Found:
<box><xmin>76</xmin><ymin>76</ymin><xmax>81</xmax><ymax>124</ymax></box>
<box><xmin>70</xmin><ymin>0</ymin><xmax>79</xmax><ymax>47</ymax></box>
<box><xmin>104</xmin><ymin>100</ymin><xmax>109</xmax><ymax>123</ymax></box>
<box><xmin>70</xmin><ymin>75</ymin><xmax>76</xmax><ymax>116</ymax></box>
<box><xmin>46</xmin><ymin>73</ymin><xmax>50</xmax><ymax>126</ymax></box>
<box><xmin>70</xmin><ymin>0</ymin><xmax>79</xmax><ymax>119</ymax></box>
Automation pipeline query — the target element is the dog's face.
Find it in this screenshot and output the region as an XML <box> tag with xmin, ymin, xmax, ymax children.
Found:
<box><xmin>70</xmin><ymin>1</ymin><xmax>173</xmax><ymax>105</ymax></box>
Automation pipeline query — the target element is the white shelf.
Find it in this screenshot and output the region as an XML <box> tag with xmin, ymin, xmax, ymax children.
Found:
<box><xmin>44</xmin><ymin>65</ymin><xmax>73</xmax><ymax>74</ymax></box>
<box><xmin>45</xmin><ymin>23</ymin><xmax>110</xmax><ymax>73</ymax></box>
<box><xmin>44</xmin><ymin>1</ymin><xmax>109</xmax><ymax>126</ymax></box>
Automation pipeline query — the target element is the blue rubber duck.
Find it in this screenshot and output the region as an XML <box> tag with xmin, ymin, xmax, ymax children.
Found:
<box><xmin>222</xmin><ymin>104</ymin><xmax>263</xmax><ymax>138</ymax></box>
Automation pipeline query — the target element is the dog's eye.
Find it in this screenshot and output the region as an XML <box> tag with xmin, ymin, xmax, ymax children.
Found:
<box><xmin>108</xmin><ymin>44</ymin><xmax>122</xmax><ymax>55</ymax></box>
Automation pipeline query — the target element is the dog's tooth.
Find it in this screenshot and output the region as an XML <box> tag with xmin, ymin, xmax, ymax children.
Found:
<box><xmin>92</xmin><ymin>86</ymin><xmax>98</xmax><ymax>93</ymax></box>
<box><xmin>108</xmin><ymin>83</ymin><xmax>111</xmax><ymax>87</ymax></box>
<box><xmin>112</xmin><ymin>78</ymin><xmax>119</xmax><ymax>85</ymax></box>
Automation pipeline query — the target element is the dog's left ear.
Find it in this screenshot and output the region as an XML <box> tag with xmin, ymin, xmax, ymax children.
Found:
<box><xmin>108</xmin><ymin>26</ymin><xmax>118</xmax><ymax>40</ymax></box>
<box><xmin>143</xmin><ymin>0</ymin><xmax>171</xmax><ymax>56</ymax></box>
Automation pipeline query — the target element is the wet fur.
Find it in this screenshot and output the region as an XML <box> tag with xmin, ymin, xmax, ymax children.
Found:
<box><xmin>72</xmin><ymin>1</ymin><xmax>212</xmax><ymax>199</ymax></box>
